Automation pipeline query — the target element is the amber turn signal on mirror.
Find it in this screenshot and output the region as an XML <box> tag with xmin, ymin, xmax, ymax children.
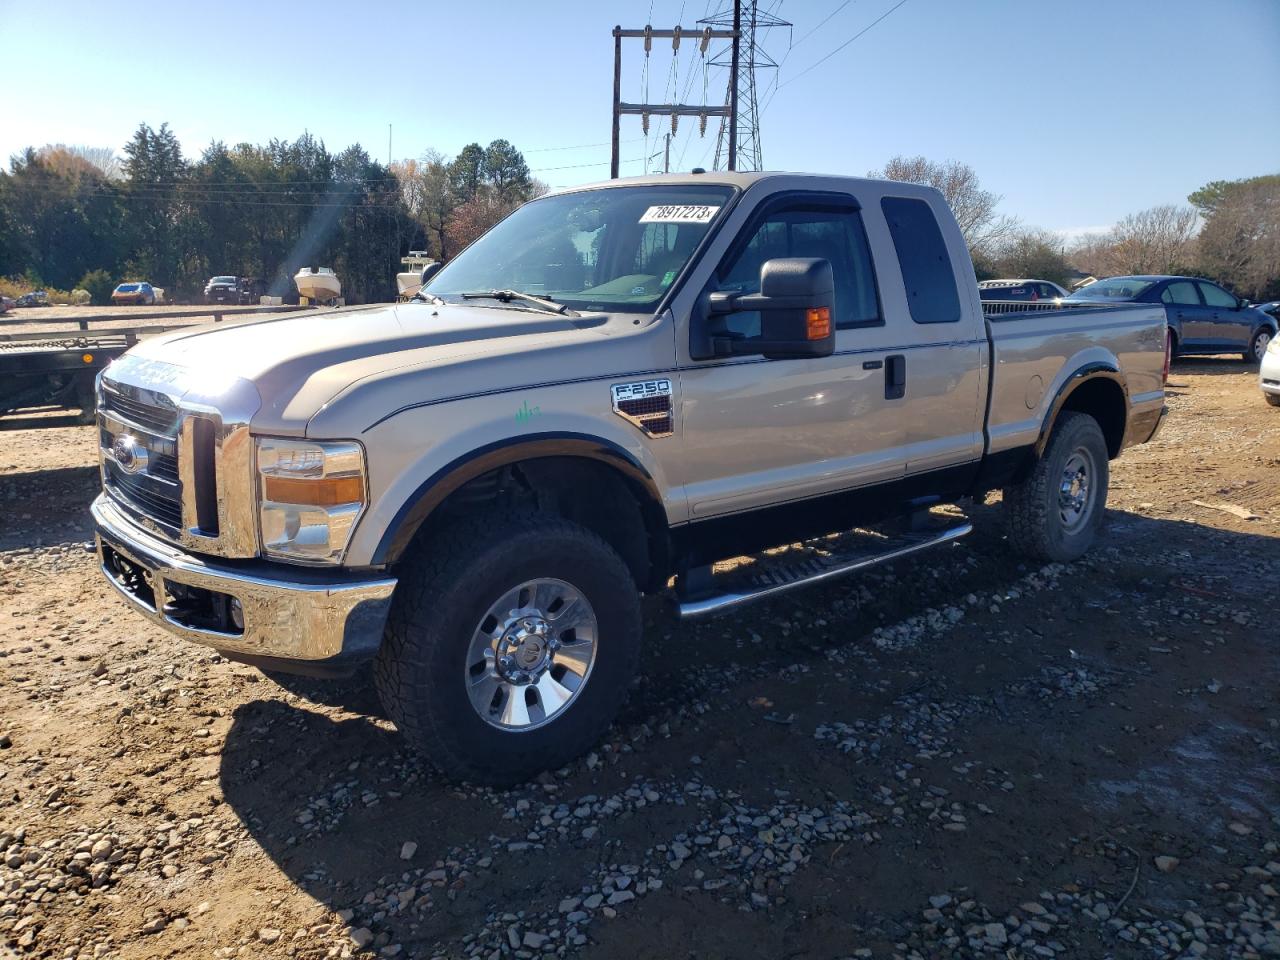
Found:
<box><xmin>806</xmin><ymin>306</ymin><xmax>831</xmax><ymax>340</ymax></box>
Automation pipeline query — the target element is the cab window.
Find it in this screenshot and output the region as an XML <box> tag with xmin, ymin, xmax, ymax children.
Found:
<box><xmin>881</xmin><ymin>196</ymin><xmax>962</xmax><ymax>324</ymax></box>
<box><xmin>713</xmin><ymin>203</ymin><xmax>881</xmax><ymax>339</ymax></box>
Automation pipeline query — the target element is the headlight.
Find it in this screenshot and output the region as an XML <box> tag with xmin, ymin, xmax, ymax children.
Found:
<box><xmin>256</xmin><ymin>438</ymin><xmax>366</xmax><ymax>564</ymax></box>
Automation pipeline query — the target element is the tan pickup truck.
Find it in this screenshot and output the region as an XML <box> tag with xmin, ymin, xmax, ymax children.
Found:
<box><xmin>91</xmin><ymin>172</ymin><xmax>1167</xmax><ymax>782</ymax></box>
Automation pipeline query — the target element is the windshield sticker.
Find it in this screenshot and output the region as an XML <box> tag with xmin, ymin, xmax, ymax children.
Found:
<box><xmin>639</xmin><ymin>204</ymin><xmax>720</xmax><ymax>224</ymax></box>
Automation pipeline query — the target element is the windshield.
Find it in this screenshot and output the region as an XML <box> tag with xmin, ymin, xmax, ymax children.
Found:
<box><xmin>116</xmin><ymin>284</ymin><xmax>139</xmax><ymax>292</ymax></box>
<box><xmin>424</xmin><ymin>184</ymin><xmax>734</xmax><ymax>313</ymax></box>
<box><xmin>211</xmin><ymin>276</ymin><xmax>236</xmax><ymax>284</ymax></box>
<box><xmin>1066</xmin><ymin>278</ymin><xmax>1155</xmax><ymax>300</ymax></box>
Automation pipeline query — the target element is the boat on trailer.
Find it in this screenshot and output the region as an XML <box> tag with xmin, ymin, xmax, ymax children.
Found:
<box><xmin>294</xmin><ymin>266</ymin><xmax>342</xmax><ymax>305</ymax></box>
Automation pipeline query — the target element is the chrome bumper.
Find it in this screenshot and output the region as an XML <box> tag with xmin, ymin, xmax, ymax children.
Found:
<box><xmin>92</xmin><ymin>494</ymin><xmax>396</xmax><ymax>662</ymax></box>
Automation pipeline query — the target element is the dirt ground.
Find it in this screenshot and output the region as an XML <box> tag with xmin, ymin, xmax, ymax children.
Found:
<box><xmin>1</xmin><ymin>358</ymin><xmax>1277</xmax><ymax>960</ymax></box>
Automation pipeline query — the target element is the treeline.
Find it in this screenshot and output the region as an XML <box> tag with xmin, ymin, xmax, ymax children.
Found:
<box><xmin>875</xmin><ymin>156</ymin><xmax>1280</xmax><ymax>299</ymax></box>
<box><xmin>0</xmin><ymin>124</ymin><xmax>543</xmax><ymax>304</ymax></box>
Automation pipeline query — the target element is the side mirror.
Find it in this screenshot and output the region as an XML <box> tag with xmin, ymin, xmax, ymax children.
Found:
<box><xmin>704</xmin><ymin>257</ymin><xmax>835</xmax><ymax>360</ymax></box>
<box><xmin>420</xmin><ymin>261</ymin><xmax>442</xmax><ymax>286</ymax></box>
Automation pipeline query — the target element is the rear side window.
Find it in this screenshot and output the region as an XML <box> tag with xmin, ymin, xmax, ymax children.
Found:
<box><xmin>1161</xmin><ymin>281</ymin><xmax>1200</xmax><ymax>306</ymax></box>
<box><xmin>881</xmin><ymin>196</ymin><xmax>962</xmax><ymax>324</ymax></box>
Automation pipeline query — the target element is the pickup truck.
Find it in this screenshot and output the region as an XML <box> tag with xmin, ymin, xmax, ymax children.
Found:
<box><xmin>91</xmin><ymin>172</ymin><xmax>1168</xmax><ymax>783</ymax></box>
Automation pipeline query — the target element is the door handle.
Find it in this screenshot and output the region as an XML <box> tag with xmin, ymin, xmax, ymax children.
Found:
<box><xmin>885</xmin><ymin>354</ymin><xmax>906</xmax><ymax>400</ymax></box>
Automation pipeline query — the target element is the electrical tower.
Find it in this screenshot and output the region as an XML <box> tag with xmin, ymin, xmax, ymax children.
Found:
<box><xmin>702</xmin><ymin>1</ymin><xmax>789</xmax><ymax>172</ymax></box>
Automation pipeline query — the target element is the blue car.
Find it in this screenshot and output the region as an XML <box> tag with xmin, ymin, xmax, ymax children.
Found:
<box><xmin>1065</xmin><ymin>275</ymin><xmax>1277</xmax><ymax>363</ymax></box>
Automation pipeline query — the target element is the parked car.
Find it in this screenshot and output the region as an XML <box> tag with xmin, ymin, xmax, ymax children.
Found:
<box><xmin>92</xmin><ymin>171</ymin><xmax>1168</xmax><ymax>783</ymax></box>
<box><xmin>204</xmin><ymin>276</ymin><xmax>262</xmax><ymax>305</ymax></box>
<box><xmin>1066</xmin><ymin>275</ymin><xmax>1277</xmax><ymax>363</ymax></box>
<box><xmin>111</xmin><ymin>282</ymin><xmax>157</xmax><ymax>306</ymax></box>
<box><xmin>1261</xmin><ymin>333</ymin><xmax>1280</xmax><ymax>407</ymax></box>
<box><xmin>978</xmin><ymin>278</ymin><xmax>1069</xmax><ymax>302</ymax></box>
<box><xmin>0</xmin><ymin>295</ymin><xmax>15</xmax><ymax>315</ymax></box>
<box><xmin>15</xmin><ymin>290</ymin><xmax>50</xmax><ymax>308</ymax></box>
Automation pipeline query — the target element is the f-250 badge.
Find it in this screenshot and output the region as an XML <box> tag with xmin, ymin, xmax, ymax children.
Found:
<box><xmin>610</xmin><ymin>379</ymin><xmax>674</xmax><ymax>438</ymax></box>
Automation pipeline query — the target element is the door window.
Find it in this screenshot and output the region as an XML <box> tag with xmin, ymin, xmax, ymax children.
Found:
<box><xmin>714</xmin><ymin>204</ymin><xmax>881</xmax><ymax>338</ymax></box>
<box><xmin>1161</xmin><ymin>281</ymin><xmax>1201</xmax><ymax>306</ymax></box>
<box><xmin>1198</xmin><ymin>282</ymin><xmax>1237</xmax><ymax>309</ymax></box>
<box><xmin>880</xmin><ymin>196</ymin><xmax>962</xmax><ymax>324</ymax></box>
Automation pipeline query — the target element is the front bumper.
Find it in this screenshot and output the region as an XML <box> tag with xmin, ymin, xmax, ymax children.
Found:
<box><xmin>93</xmin><ymin>493</ymin><xmax>396</xmax><ymax>663</ymax></box>
<box><xmin>1260</xmin><ymin>349</ymin><xmax>1280</xmax><ymax>396</ymax></box>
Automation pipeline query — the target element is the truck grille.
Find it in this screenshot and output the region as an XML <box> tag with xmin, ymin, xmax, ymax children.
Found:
<box><xmin>99</xmin><ymin>386</ymin><xmax>184</xmax><ymax>534</ymax></box>
<box><xmin>101</xmin><ymin>388</ymin><xmax>181</xmax><ymax>435</ymax></box>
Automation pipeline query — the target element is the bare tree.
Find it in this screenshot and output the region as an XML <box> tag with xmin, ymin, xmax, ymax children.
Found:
<box><xmin>1068</xmin><ymin>205</ymin><xmax>1199</xmax><ymax>278</ymax></box>
<box><xmin>870</xmin><ymin>155</ymin><xmax>1018</xmax><ymax>257</ymax></box>
<box><xmin>990</xmin><ymin>227</ymin><xmax>1073</xmax><ymax>287</ymax></box>
<box><xmin>37</xmin><ymin>144</ymin><xmax>122</xmax><ymax>180</ymax></box>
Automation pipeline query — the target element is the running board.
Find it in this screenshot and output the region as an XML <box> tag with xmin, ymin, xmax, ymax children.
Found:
<box><xmin>676</xmin><ymin>522</ymin><xmax>973</xmax><ymax>619</ymax></box>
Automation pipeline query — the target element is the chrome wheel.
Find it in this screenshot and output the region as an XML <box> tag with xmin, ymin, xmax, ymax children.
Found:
<box><xmin>1058</xmin><ymin>448</ymin><xmax>1096</xmax><ymax>533</ymax></box>
<box><xmin>464</xmin><ymin>578</ymin><xmax>598</xmax><ymax>731</ymax></box>
<box><xmin>1254</xmin><ymin>331</ymin><xmax>1272</xmax><ymax>361</ymax></box>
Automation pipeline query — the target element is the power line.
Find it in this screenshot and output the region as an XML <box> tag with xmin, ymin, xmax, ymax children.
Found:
<box><xmin>777</xmin><ymin>0</ymin><xmax>910</xmax><ymax>89</ymax></box>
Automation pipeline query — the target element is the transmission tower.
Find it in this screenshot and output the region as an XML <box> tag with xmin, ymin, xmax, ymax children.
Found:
<box><xmin>701</xmin><ymin>0</ymin><xmax>789</xmax><ymax>172</ymax></box>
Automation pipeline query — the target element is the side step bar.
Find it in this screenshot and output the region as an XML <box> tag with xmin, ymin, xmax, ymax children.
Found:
<box><xmin>677</xmin><ymin>522</ymin><xmax>973</xmax><ymax>620</ymax></box>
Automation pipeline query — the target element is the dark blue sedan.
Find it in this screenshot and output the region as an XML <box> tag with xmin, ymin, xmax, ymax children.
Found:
<box><xmin>1065</xmin><ymin>276</ymin><xmax>1277</xmax><ymax>363</ymax></box>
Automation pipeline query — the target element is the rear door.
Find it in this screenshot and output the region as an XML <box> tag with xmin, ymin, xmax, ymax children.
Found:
<box><xmin>1198</xmin><ymin>281</ymin><xmax>1248</xmax><ymax>347</ymax></box>
<box><xmin>677</xmin><ymin>193</ymin><xmax>904</xmax><ymax>520</ymax></box>
<box><xmin>1161</xmin><ymin>280</ymin><xmax>1209</xmax><ymax>347</ymax></box>
<box><xmin>878</xmin><ymin>195</ymin><xmax>985</xmax><ymax>476</ymax></box>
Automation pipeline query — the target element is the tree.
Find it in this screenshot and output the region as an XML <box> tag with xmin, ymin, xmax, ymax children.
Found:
<box><xmin>482</xmin><ymin>139</ymin><xmax>532</xmax><ymax>202</ymax></box>
<box><xmin>1190</xmin><ymin>174</ymin><xmax>1280</xmax><ymax>300</ymax></box>
<box><xmin>990</xmin><ymin>228</ymin><xmax>1073</xmax><ymax>287</ymax></box>
<box><xmin>870</xmin><ymin>155</ymin><xmax>1017</xmax><ymax>258</ymax></box>
<box><xmin>1070</xmin><ymin>205</ymin><xmax>1198</xmax><ymax>278</ymax></box>
<box><xmin>448</xmin><ymin>143</ymin><xmax>486</xmax><ymax>202</ymax></box>
<box><xmin>39</xmin><ymin>144</ymin><xmax>121</xmax><ymax>180</ymax></box>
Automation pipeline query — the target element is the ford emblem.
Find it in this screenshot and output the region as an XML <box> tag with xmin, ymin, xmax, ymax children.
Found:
<box><xmin>111</xmin><ymin>434</ymin><xmax>149</xmax><ymax>476</ymax></box>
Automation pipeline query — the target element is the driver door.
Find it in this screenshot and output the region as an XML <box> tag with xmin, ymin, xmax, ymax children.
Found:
<box><xmin>676</xmin><ymin>194</ymin><xmax>904</xmax><ymax>521</ymax></box>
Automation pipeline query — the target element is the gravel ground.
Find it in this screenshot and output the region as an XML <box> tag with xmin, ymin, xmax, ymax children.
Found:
<box><xmin>1</xmin><ymin>357</ymin><xmax>1277</xmax><ymax>960</ymax></box>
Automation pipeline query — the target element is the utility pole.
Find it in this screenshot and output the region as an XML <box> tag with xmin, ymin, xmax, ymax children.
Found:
<box><xmin>610</xmin><ymin>23</ymin><xmax>738</xmax><ymax>179</ymax></box>
<box><xmin>705</xmin><ymin>0</ymin><xmax>789</xmax><ymax>172</ymax></box>
<box><xmin>663</xmin><ymin>133</ymin><xmax>671</xmax><ymax>173</ymax></box>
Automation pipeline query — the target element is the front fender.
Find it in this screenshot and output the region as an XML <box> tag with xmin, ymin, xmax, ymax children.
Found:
<box><xmin>344</xmin><ymin>388</ymin><xmax>678</xmax><ymax>567</ymax></box>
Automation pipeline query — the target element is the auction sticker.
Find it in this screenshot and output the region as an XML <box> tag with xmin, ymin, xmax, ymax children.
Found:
<box><xmin>639</xmin><ymin>204</ymin><xmax>720</xmax><ymax>224</ymax></box>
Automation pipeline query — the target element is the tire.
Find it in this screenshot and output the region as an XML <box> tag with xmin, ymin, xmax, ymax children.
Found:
<box><xmin>1266</xmin><ymin>394</ymin><xmax>1280</xmax><ymax>408</ymax></box>
<box><xmin>1167</xmin><ymin>329</ymin><xmax>1179</xmax><ymax>361</ymax></box>
<box><xmin>1244</xmin><ymin>328</ymin><xmax>1273</xmax><ymax>364</ymax></box>
<box><xmin>1003</xmin><ymin>411</ymin><xmax>1110</xmax><ymax>563</ymax></box>
<box><xmin>374</xmin><ymin>513</ymin><xmax>642</xmax><ymax>785</ymax></box>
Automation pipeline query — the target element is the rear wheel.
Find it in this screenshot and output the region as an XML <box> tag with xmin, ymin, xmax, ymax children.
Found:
<box><xmin>374</xmin><ymin>513</ymin><xmax>641</xmax><ymax>785</ymax></box>
<box><xmin>1245</xmin><ymin>328</ymin><xmax>1272</xmax><ymax>364</ymax></box>
<box><xmin>1003</xmin><ymin>411</ymin><xmax>1110</xmax><ymax>563</ymax></box>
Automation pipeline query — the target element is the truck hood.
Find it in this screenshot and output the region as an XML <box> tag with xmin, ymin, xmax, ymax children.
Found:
<box><xmin>125</xmin><ymin>302</ymin><xmax>656</xmax><ymax>435</ymax></box>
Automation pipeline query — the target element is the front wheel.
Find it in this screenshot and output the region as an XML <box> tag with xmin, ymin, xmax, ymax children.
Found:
<box><xmin>1003</xmin><ymin>411</ymin><xmax>1110</xmax><ymax>563</ymax></box>
<box><xmin>1266</xmin><ymin>394</ymin><xmax>1280</xmax><ymax>408</ymax></box>
<box><xmin>374</xmin><ymin>513</ymin><xmax>642</xmax><ymax>785</ymax></box>
<box><xmin>1245</xmin><ymin>329</ymin><xmax>1272</xmax><ymax>364</ymax></box>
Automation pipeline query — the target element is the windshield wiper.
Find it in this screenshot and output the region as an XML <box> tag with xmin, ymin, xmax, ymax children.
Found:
<box><xmin>459</xmin><ymin>289</ymin><xmax>578</xmax><ymax>316</ymax></box>
<box><xmin>410</xmin><ymin>290</ymin><xmax>447</xmax><ymax>305</ymax></box>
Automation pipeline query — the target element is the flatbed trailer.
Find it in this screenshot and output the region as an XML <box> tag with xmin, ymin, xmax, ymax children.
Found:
<box><xmin>0</xmin><ymin>305</ymin><xmax>313</xmax><ymax>430</ymax></box>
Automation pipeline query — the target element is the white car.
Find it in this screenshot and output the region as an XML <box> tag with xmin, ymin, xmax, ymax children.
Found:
<box><xmin>1261</xmin><ymin>333</ymin><xmax>1280</xmax><ymax>406</ymax></box>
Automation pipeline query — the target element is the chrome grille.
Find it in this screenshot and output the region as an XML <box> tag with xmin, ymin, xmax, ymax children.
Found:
<box><xmin>101</xmin><ymin>387</ymin><xmax>181</xmax><ymax>435</ymax></box>
<box><xmin>103</xmin><ymin>460</ymin><xmax>183</xmax><ymax>529</ymax></box>
<box><xmin>99</xmin><ymin>387</ymin><xmax>184</xmax><ymax>534</ymax></box>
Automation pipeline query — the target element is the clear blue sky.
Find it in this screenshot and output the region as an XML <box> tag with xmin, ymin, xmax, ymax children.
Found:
<box><xmin>2</xmin><ymin>0</ymin><xmax>1277</xmax><ymax>235</ymax></box>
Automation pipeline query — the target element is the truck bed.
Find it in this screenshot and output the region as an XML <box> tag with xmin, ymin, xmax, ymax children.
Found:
<box><xmin>983</xmin><ymin>301</ymin><xmax>1167</xmax><ymax>459</ymax></box>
